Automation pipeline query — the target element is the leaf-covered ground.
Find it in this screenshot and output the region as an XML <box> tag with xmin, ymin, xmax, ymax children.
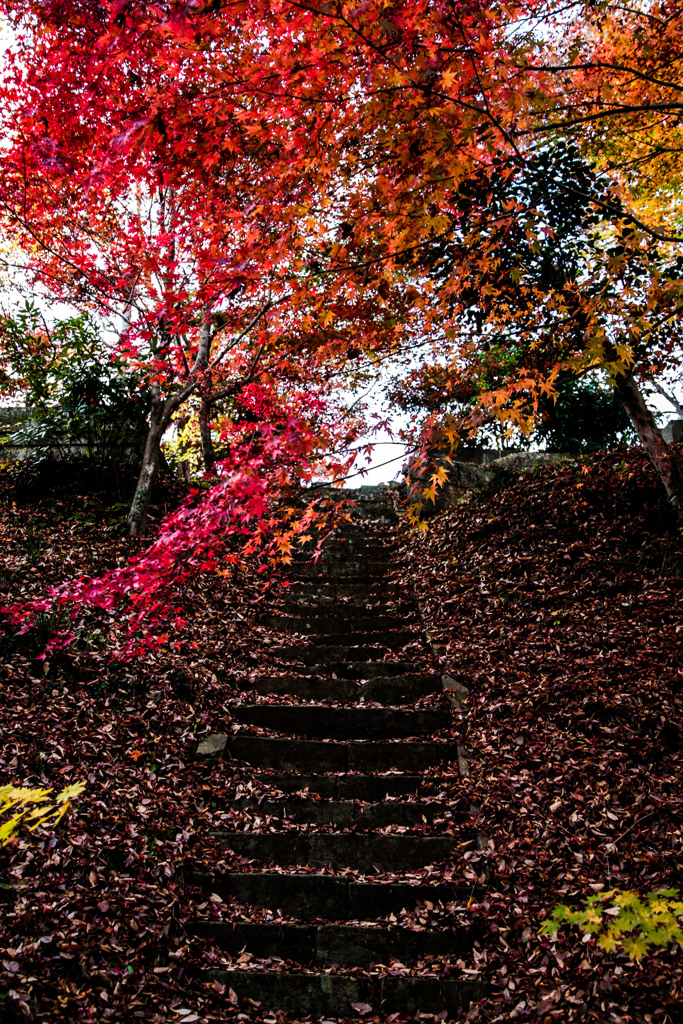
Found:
<box><xmin>0</xmin><ymin>460</ymin><xmax>274</xmax><ymax>1023</ymax></box>
<box><xmin>0</xmin><ymin>450</ymin><xmax>681</xmax><ymax>1022</ymax></box>
<box><xmin>401</xmin><ymin>448</ymin><xmax>683</xmax><ymax>1023</ymax></box>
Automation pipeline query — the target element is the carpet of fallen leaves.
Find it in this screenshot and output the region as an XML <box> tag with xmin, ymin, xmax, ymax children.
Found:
<box><xmin>400</xmin><ymin>447</ymin><xmax>683</xmax><ymax>1023</ymax></box>
<box><xmin>0</xmin><ymin>460</ymin><xmax>282</xmax><ymax>1023</ymax></box>
<box><xmin>0</xmin><ymin>450</ymin><xmax>682</xmax><ymax>1023</ymax></box>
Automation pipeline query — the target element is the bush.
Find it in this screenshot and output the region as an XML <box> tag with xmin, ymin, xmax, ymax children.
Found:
<box><xmin>536</xmin><ymin>373</ymin><xmax>636</xmax><ymax>453</ymax></box>
<box><xmin>0</xmin><ymin>304</ymin><xmax>149</xmax><ymax>467</ymax></box>
<box><xmin>541</xmin><ymin>888</ymin><xmax>683</xmax><ymax>959</ymax></box>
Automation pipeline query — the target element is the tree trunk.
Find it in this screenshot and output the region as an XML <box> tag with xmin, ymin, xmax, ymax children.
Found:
<box><xmin>127</xmin><ymin>312</ymin><xmax>213</xmax><ymax>536</ymax></box>
<box><xmin>616</xmin><ymin>371</ymin><xmax>683</xmax><ymax>513</ymax></box>
<box><xmin>127</xmin><ymin>394</ymin><xmax>170</xmax><ymax>538</ymax></box>
<box><xmin>199</xmin><ymin>392</ymin><xmax>215</xmax><ymax>473</ymax></box>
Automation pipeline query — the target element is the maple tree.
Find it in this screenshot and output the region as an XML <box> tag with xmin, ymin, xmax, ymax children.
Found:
<box><xmin>0</xmin><ymin>0</ymin><xmax>511</xmax><ymax>640</ymax></box>
<box><xmin>2</xmin><ymin>0</ymin><xmax>683</xmax><ymax>641</ymax></box>
<box><xmin>0</xmin><ymin>0</ymin><xmax>415</xmax><ymax>544</ymax></box>
<box><xmin>456</xmin><ymin>1</ymin><xmax>683</xmax><ymax>502</ymax></box>
<box><xmin>321</xmin><ymin>0</ymin><xmax>683</xmax><ymax>510</ymax></box>
<box><xmin>400</xmin><ymin>143</ymin><xmax>683</xmax><ymax>504</ymax></box>
<box><xmin>507</xmin><ymin>1</ymin><xmax>683</xmax><ymax>237</ymax></box>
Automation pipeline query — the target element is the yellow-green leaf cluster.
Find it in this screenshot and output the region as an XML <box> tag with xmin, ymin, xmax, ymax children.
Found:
<box><xmin>0</xmin><ymin>782</ymin><xmax>85</xmax><ymax>845</ymax></box>
<box><xmin>540</xmin><ymin>889</ymin><xmax>683</xmax><ymax>960</ymax></box>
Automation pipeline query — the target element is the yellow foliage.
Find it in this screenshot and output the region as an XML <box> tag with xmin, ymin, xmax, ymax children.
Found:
<box><xmin>0</xmin><ymin>782</ymin><xmax>85</xmax><ymax>845</ymax></box>
<box><xmin>541</xmin><ymin>888</ymin><xmax>683</xmax><ymax>961</ymax></box>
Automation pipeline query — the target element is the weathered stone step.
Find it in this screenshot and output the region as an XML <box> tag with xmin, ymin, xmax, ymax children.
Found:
<box><xmin>230</xmin><ymin>797</ymin><xmax>462</xmax><ymax>829</ymax></box>
<box><xmin>309</xmin><ymin>661</ymin><xmax>427</xmax><ymax>680</ymax></box>
<box><xmin>291</xmin><ymin>563</ymin><xmax>391</xmax><ymax>579</ymax></box>
<box><xmin>234</xmin><ymin>705</ymin><xmax>450</xmax><ymax>739</ymax></box>
<box><xmin>277</xmin><ymin>595</ymin><xmax>407</xmax><ymax>613</ymax></box>
<box><xmin>262</xmin><ymin>613</ymin><xmax>408</xmax><ymax>635</ymax></box>
<box><xmin>290</xmin><ymin>551</ymin><xmax>391</xmax><ymax>569</ymax></box>
<box><xmin>270</xmin><ymin>629</ymin><xmax>418</xmax><ymax>648</ymax></box>
<box><xmin>227</xmin><ymin>735</ymin><xmax>457</xmax><ymax>772</ymax></box>
<box><xmin>209</xmin><ymin>968</ymin><xmax>486</xmax><ymax>1017</ymax></box>
<box><xmin>246</xmin><ymin>674</ymin><xmax>441</xmax><ymax>702</ymax></box>
<box><xmin>283</xmin><ymin>581</ymin><xmax>404</xmax><ymax>600</ymax></box>
<box><xmin>300</xmin><ymin>538</ymin><xmax>391</xmax><ymax>553</ymax></box>
<box><xmin>192</xmin><ymin>920</ymin><xmax>475</xmax><ymax>965</ymax></box>
<box><xmin>250</xmin><ymin>772</ymin><xmax>425</xmax><ymax>800</ymax></box>
<box><xmin>277</xmin><ymin>597</ymin><xmax>404</xmax><ymax>615</ymax></box>
<box><xmin>269</xmin><ymin>646</ymin><xmax>418</xmax><ymax>670</ymax></box>
<box><xmin>191</xmin><ymin>871</ymin><xmax>474</xmax><ymax>919</ymax></box>
<box><xmin>269</xmin><ymin>644</ymin><xmax>384</xmax><ymax>664</ymax></box>
<box><xmin>277</xmin><ymin>600</ymin><xmax>406</xmax><ymax>618</ymax></box>
<box><xmin>214</xmin><ymin>832</ymin><xmax>457</xmax><ymax>871</ymax></box>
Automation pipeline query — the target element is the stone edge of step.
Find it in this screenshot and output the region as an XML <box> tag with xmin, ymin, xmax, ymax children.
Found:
<box><xmin>205</xmin><ymin>967</ymin><xmax>490</xmax><ymax>1015</ymax></box>
<box><xmin>195</xmin><ymin>673</ymin><xmax>469</xmax><ymax>765</ymax></box>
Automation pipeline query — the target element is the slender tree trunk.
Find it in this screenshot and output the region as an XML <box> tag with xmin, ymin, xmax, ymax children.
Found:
<box><xmin>127</xmin><ymin>391</ymin><xmax>172</xmax><ymax>538</ymax></box>
<box><xmin>616</xmin><ymin>370</ymin><xmax>683</xmax><ymax>513</ymax></box>
<box><xmin>199</xmin><ymin>396</ymin><xmax>215</xmax><ymax>472</ymax></box>
<box><xmin>196</xmin><ymin>312</ymin><xmax>216</xmax><ymax>473</ymax></box>
<box><xmin>128</xmin><ymin>311</ymin><xmax>213</xmax><ymax>536</ymax></box>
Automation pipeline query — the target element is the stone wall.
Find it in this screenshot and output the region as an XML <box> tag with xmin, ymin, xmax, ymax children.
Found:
<box><xmin>403</xmin><ymin>448</ymin><xmax>568</xmax><ymax>513</ymax></box>
<box><xmin>662</xmin><ymin>419</ymin><xmax>683</xmax><ymax>444</ymax></box>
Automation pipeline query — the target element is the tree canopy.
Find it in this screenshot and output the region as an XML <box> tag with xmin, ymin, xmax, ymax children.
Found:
<box><xmin>1</xmin><ymin>0</ymin><xmax>683</xmax><ymax>645</ymax></box>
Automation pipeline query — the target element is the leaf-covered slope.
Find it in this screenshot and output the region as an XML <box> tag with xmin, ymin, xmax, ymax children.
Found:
<box><xmin>1</xmin><ymin>453</ymin><xmax>683</xmax><ymax>1022</ymax></box>
<box><xmin>401</xmin><ymin>447</ymin><xmax>683</xmax><ymax>1020</ymax></box>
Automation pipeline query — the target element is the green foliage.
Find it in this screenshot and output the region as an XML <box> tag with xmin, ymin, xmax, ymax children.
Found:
<box><xmin>427</xmin><ymin>143</ymin><xmax>614</xmax><ymax>344</ymax></box>
<box><xmin>540</xmin><ymin>888</ymin><xmax>683</xmax><ymax>959</ymax></box>
<box><xmin>0</xmin><ymin>782</ymin><xmax>85</xmax><ymax>845</ymax></box>
<box><xmin>0</xmin><ymin>303</ymin><xmax>149</xmax><ymax>466</ymax></box>
<box><xmin>536</xmin><ymin>373</ymin><xmax>636</xmax><ymax>453</ymax></box>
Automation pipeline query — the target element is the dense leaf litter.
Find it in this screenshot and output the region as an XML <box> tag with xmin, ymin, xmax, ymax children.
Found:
<box><xmin>402</xmin><ymin>449</ymin><xmax>683</xmax><ymax>1022</ymax></box>
<box><xmin>0</xmin><ymin>451</ymin><xmax>681</xmax><ymax>1021</ymax></box>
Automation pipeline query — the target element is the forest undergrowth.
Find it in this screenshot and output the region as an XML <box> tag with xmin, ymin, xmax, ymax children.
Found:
<box><xmin>0</xmin><ymin>449</ymin><xmax>681</xmax><ymax>1022</ymax></box>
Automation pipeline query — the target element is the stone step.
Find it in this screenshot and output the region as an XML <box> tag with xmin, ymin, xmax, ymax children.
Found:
<box><xmin>230</xmin><ymin>797</ymin><xmax>462</xmax><ymax>829</ymax></box>
<box><xmin>233</xmin><ymin>705</ymin><xmax>450</xmax><ymax>739</ymax></box>
<box><xmin>269</xmin><ymin>644</ymin><xmax>403</xmax><ymax>665</ymax></box>
<box><xmin>269</xmin><ymin>629</ymin><xmax>418</xmax><ymax>648</ymax></box>
<box><xmin>191</xmin><ymin>871</ymin><xmax>474</xmax><ymax>919</ymax></box>
<box><xmin>308</xmin><ymin>661</ymin><xmax>427</xmax><ymax>679</ymax></box>
<box><xmin>227</xmin><ymin>735</ymin><xmax>457</xmax><ymax>772</ymax></box>
<box><xmin>246</xmin><ymin>674</ymin><xmax>441</xmax><ymax>702</ymax></box>
<box><xmin>290</xmin><ymin>550</ymin><xmax>391</xmax><ymax>567</ymax></box>
<box><xmin>277</xmin><ymin>597</ymin><xmax>405</xmax><ymax>614</ymax></box>
<box><xmin>310</xmin><ymin>538</ymin><xmax>392</xmax><ymax>552</ymax></box>
<box><xmin>269</xmin><ymin>644</ymin><xmax>382</xmax><ymax>663</ymax></box>
<box><xmin>277</xmin><ymin>596</ymin><xmax>409</xmax><ymax>614</ymax></box>
<box><xmin>262</xmin><ymin>613</ymin><xmax>408</xmax><ymax>635</ymax></box>
<box><xmin>291</xmin><ymin>563</ymin><xmax>391</xmax><ymax>579</ymax></box>
<box><xmin>278</xmin><ymin>598</ymin><xmax>411</xmax><ymax>614</ymax></box>
<box><xmin>191</xmin><ymin>920</ymin><xmax>475</xmax><ymax>965</ymax></box>
<box><xmin>213</xmin><ymin>832</ymin><xmax>457</xmax><ymax>871</ymax></box>
<box><xmin>283</xmin><ymin>581</ymin><xmax>404</xmax><ymax>600</ymax></box>
<box><xmin>209</xmin><ymin>968</ymin><xmax>486</xmax><ymax>1017</ymax></box>
<box><xmin>250</xmin><ymin>772</ymin><xmax>425</xmax><ymax>800</ymax></box>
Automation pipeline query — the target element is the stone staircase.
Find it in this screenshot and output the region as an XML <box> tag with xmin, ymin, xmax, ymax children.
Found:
<box><xmin>192</xmin><ymin>486</ymin><xmax>488</xmax><ymax>1019</ymax></box>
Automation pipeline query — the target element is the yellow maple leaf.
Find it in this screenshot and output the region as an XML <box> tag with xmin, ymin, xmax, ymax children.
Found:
<box><xmin>598</xmin><ymin>929</ymin><xmax>620</xmax><ymax>953</ymax></box>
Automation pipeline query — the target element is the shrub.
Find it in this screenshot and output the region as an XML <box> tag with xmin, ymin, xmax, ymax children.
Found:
<box><xmin>541</xmin><ymin>888</ymin><xmax>683</xmax><ymax>959</ymax></box>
